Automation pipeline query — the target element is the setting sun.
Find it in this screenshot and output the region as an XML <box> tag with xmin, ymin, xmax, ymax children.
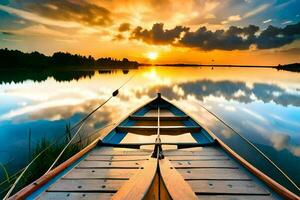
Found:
<box><xmin>147</xmin><ymin>52</ymin><xmax>158</xmax><ymax>61</ymax></box>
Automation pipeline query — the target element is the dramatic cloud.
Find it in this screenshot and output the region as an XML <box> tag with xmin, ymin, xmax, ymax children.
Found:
<box><xmin>129</xmin><ymin>22</ymin><xmax>300</xmax><ymax>50</ymax></box>
<box><xmin>180</xmin><ymin>25</ymin><xmax>259</xmax><ymax>50</ymax></box>
<box><xmin>255</xmin><ymin>22</ymin><xmax>300</xmax><ymax>49</ymax></box>
<box><xmin>130</xmin><ymin>23</ymin><xmax>189</xmax><ymax>45</ymax></box>
<box><xmin>11</xmin><ymin>0</ymin><xmax>112</xmax><ymax>26</ymax></box>
<box><xmin>0</xmin><ymin>4</ymin><xmax>80</xmax><ymax>28</ymax></box>
<box><xmin>118</xmin><ymin>23</ymin><xmax>131</xmax><ymax>32</ymax></box>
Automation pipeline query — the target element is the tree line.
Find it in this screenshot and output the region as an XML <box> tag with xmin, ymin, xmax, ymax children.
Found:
<box><xmin>0</xmin><ymin>49</ymin><xmax>139</xmax><ymax>69</ymax></box>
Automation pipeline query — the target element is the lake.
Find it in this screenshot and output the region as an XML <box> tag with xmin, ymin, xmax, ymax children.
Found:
<box><xmin>0</xmin><ymin>66</ymin><xmax>299</xmax><ymax>194</ymax></box>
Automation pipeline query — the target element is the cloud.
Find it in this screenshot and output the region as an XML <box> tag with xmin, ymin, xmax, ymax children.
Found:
<box><xmin>221</xmin><ymin>14</ymin><xmax>242</xmax><ymax>24</ymax></box>
<box><xmin>133</xmin><ymin>80</ymin><xmax>300</xmax><ymax>107</ymax></box>
<box><xmin>129</xmin><ymin>21</ymin><xmax>300</xmax><ymax>50</ymax></box>
<box><xmin>255</xmin><ymin>22</ymin><xmax>300</xmax><ymax>49</ymax></box>
<box><xmin>243</xmin><ymin>3</ymin><xmax>270</xmax><ymax>18</ymax></box>
<box><xmin>263</xmin><ymin>19</ymin><xmax>272</xmax><ymax>24</ymax></box>
<box><xmin>118</xmin><ymin>23</ymin><xmax>131</xmax><ymax>32</ymax></box>
<box><xmin>241</xmin><ymin>108</ymin><xmax>268</xmax><ymax>123</ymax></box>
<box><xmin>17</xmin><ymin>0</ymin><xmax>112</xmax><ymax>27</ymax></box>
<box><xmin>204</xmin><ymin>14</ymin><xmax>216</xmax><ymax>19</ymax></box>
<box><xmin>1</xmin><ymin>25</ymin><xmax>69</xmax><ymax>38</ymax></box>
<box><xmin>1</xmin><ymin>31</ymin><xmax>15</xmax><ymax>36</ymax></box>
<box><xmin>113</xmin><ymin>33</ymin><xmax>125</xmax><ymax>41</ymax></box>
<box><xmin>130</xmin><ymin>23</ymin><xmax>189</xmax><ymax>45</ymax></box>
<box><xmin>179</xmin><ymin>25</ymin><xmax>259</xmax><ymax>50</ymax></box>
<box><xmin>282</xmin><ymin>20</ymin><xmax>293</xmax><ymax>25</ymax></box>
<box><xmin>275</xmin><ymin>47</ymin><xmax>300</xmax><ymax>54</ymax></box>
<box><xmin>221</xmin><ymin>3</ymin><xmax>271</xmax><ymax>25</ymax></box>
<box><xmin>0</xmin><ymin>1</ymin><xmax>112</xmax><ymax>30</ymax></box>
<box><xmin>228</xmin><ymin>15</ymin><xmax>242</xmax><ymax>22</ymax></box>
<box><xmin>0</xmin><ymin>4</ymin><xmax>80</xmax><ymax>28</ymax></box>
<box><xmin>269</xmin><ymin>133</ymin><xmax>300</xmax><ymax>157</ymax></box>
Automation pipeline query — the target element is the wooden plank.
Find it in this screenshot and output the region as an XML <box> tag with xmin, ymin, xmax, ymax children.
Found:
<box><xmin>89</xmin><ymin>147</ymin><xmax>151</xmax><ymax>156</ymax></box>
<box><xmin>165</xmin><ymin>152</ymin><xmax>225</xmax><ymax>156</ymax></box>
<box><xmin>130</xmin><ymin>116</ymin><xmax>189</xmax><ymax>121</ymax></box>
<box><xmin>77</xmin><ymin>160</ymin><xmax>143</xmax><ymax>169</ymax></box>
<box><xmin>85</xmin><ymin>155</ymin><xmax>149</xmax><ymax>161</ymax></box>
<box><xmin>90</xmin><ymin>147</ymin><xmax>151</xmax><ymax>156</ymax></box>
<box><xmin>89</xmin><ymin>152</ymin><xmax>150</xmax><ymax>156</ymax></box>
<box><xmin>160</xmin><ymin>120</ymin><xmax>184</xmax><ymax>126</ymax></box>
<box><xmin>145</xmin><ymin>173</ymin><xmax>159</xmax><ymax>200</ymax></box>
<box><xmin>133</xmin><ymin>120</ymin><xmax>157</xmax><ymax>126</ymax></box>
<box><xmin>171</xmin><ymin>160</ymin><xmax>238</xmax><ymax>168</ymax></box>
<box><xmin>155</xmin><ymin>109</ymin><xmax>174</xmax><ymax>116</ymax></box>
<box><xmin>38</xmin><ymin>192</ymin><xmax>114</xmax><ymax>200</ymax></box>
<box><xmin>144</xmin><ymin>108</ymin><xmax>175</xmax><ymax>117</ymax></box>
<box><xmin>134</xmin><ymin>120</ymin><xmax>184</xmax><ymax>126</ymax></box>
<box><xmin>187</xmin><ymin>180</ymin><xmax>270</xmax><ymax>195</ymax></box>
<box><xmin>168</xmin><ymin>155</ymin><xmax>228</xmax><ymax>161</ymax></box>
<box><xmin>196</xmin><ymin>195</ymin><xmax>273</xmax><ymax>200</ymax></box>
<box><xmin>63</xmin><ymin>168</ymin><xmax>138</xmax><ymax>179</ymax></box>
<box><xmin>47</xmin><ymin>179</ymin><xmax>125</xmax><ymax>192</ymax></box>
<box><xmin>144</xmin><ymin>109</ymin><xmax>159</xmax><ymax>117</ymax></box>
<box><xmin>112</xmin><ymin>158</ymin><xmax>158</xmax><ymax>200</ymax></box>
<box><xmin>165</xmin><ymin>152</ymin><xmax>224</xmax><ymax>156</ymax></box>
<box><xmin>116</xmin><ymin>126</ymin><xmax>201</xmax><ymax>135</ymax></box>
<box><xmin>177</xmin><ymin>168</ymin><xmax>251</xmax><ymax>180</ymax></box>
<box><xmin>164</xmin><ymin>148</ymin><xmax>224</xmax><ymax>156</ymax></box>
<box><xmin>159</xmin><ymin>158</ymin><xmax>198</xmax><ymax>200</ymax></box>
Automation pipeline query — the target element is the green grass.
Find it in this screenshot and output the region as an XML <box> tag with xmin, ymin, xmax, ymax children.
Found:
<box><xmin>0</xmin><ymin>122</ymin><xmax>92</xmax><ymax>198</ymax></box>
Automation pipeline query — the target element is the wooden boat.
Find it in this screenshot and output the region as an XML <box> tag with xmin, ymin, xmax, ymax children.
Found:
<box><xmin>10</xmin><ymin>93</ymin><xmax>299</xmax><ymax>200</ymax></box>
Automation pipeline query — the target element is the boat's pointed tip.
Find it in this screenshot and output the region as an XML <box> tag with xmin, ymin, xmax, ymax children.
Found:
<box><xmin>157</xmin><ymin>92</ymin><xmax>161</xmax><ymax>98</ymax></box>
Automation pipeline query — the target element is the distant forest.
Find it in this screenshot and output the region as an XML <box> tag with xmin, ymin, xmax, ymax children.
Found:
<box><xmin>0</xmin><ymin>49</ymin><xmax>139</xmax><ymax>70</ymax></box>
<box><xmin>276</xmin><ymin>63</ymin><xmax>300</xmax><ymax>72</ymax></box>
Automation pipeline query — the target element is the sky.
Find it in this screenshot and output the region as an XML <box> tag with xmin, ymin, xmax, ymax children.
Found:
<box><xmin>0</xmin><ymin>0</ymin><xmax>300</xmax><ymax>65</ymax></box>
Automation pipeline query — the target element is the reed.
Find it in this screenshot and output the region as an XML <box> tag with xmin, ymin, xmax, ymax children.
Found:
<box><xmin>0</xmin><ymin>122</ymin><xmax>90</xmax><ymax>198</ymax></box>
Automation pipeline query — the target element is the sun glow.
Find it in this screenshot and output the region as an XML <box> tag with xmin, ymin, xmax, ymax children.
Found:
<box><xmin>147</xmin><ymin>52</ymin><xmax>158</xmax><ymax>60</ymax></box>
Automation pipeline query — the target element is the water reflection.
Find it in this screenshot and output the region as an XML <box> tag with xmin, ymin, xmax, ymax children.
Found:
<box><xmin>136</xmin><ymin>80</ymin><xmax>300</xmax><ymax>107</ymax></box>
<box><xmin>0</xmin><ymin>69</ymin><xmax>130</xmax><ymax>84</ymax></box>
<box><xmin>0</xmin><ymin>67</ymin><xmax>299</xmax><ymax>193</ymax></box>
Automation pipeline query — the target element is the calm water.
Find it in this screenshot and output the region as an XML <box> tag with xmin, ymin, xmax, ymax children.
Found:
<box><xmin>0</xmin><ymin>67</ymin><xmax>300</xmax><ymax>194</ymax></box>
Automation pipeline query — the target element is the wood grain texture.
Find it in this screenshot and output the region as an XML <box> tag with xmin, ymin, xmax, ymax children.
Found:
<box><xmin>196</xmin><ymin>195</ymin><xmax>273</xmax><ymax>200</ymax></box>
<box><xmin>159</xmin><ymin>158</ymin><xmax>198</xmax><ymax>200</ymax></box>
<box><xmin>168</xmin><ymin>155</ymin><xmax>228</xmax><ymax>161</ymax></box>
<box><xmin>112</xmin><ymin>158</ymin><xmax>158</xmax><ymax>200</ymax></box>
<box><xmin>63</xmin><ymin>168</ymin><xmax>138</xmax><ymax>179</ymax></box>
<box><xmin>85</xmin><ymin>155</ymin><xmax>149</xmax><ymax>161</ymax></box>
<box><xmin>38</xmin><ymin>192</ymin><xmax>114</xmax><ymax>200</ymax></box>
<box><xmin>164</xmin><ymin>147</ymin><xmax>223</xmax><ymax>156</ymax></box>
<box><xmin>130</xmin><ymin>116</ymin><xmax>189</xmax><ymax>121</ymax></box>
<box><xmin>76</xmin><ymin>160</ymin><xmax>143</xmax><ymax>169</ymax></box>
<box><xmin>46</xmin><ymin>179</ymin><xmax>125</xmax><ymax>192</ymax></box>
<box><xmin>187</xmin><ymin>180</ymin><xmax>270</xmax><ymax>195</ymax></box>
<box><xmin>133</xmin><ymin>120</ymin><xmax>184</xmax><ymax>126</ymax></box>
<box><xmin>171</xmin><ymin>160</ymin><xmax>238</xmax><ymax>168</ymax></box>
<box><xmin>144</xmin><ymin>109</ymin><xmax>174</xmax><ymax>117</ymax></box>
<box><xmin>116</xmin><ymin>126</ymin><xmax>201</xmax><ymax>135</ymax></box>
<box><xmin>178</xmin><ymin>168</ymin><xmax>251</xmax><ymax>180</ymax></box>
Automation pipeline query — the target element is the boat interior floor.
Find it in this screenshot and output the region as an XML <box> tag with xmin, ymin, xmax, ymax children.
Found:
<box><xmin>37</xmin><ymin>146</ymin><xmax>279</xmax><ymax>200</ymax></box>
